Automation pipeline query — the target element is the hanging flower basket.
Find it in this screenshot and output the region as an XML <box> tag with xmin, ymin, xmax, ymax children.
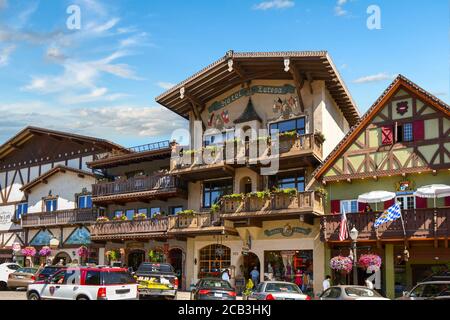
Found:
<box><xmin>330</xmin><ymin>256</ymin><xmax>353</xmax><ymax>274</ymax></box>
<box><xmin>77</xmin><ymin>246</ymin><xmax>89</xmax><ymax>258</ymax></box>
<box><xmin>21</xmin><ymin>247</ymin><xmax>37</xmax><ymax>257</ymax></box>
<box><xmin>358</xmin><ymin>254</ymin><xmax>382</xmax><ymax>272</ymax></box>
<box><xmin>39</xmin><ymin>246</ymin><xmax>52</xmax><ymax>257</ymax></box>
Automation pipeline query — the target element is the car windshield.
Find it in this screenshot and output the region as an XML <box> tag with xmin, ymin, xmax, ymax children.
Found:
<box><xmin>201</xmin><ymin>280</ymin><xmax>231</xmax><ymax>289</ymax></box>
<box><xmin>103</xmin><ymin>271</ymin><xmax>136</xmax><ymax>285</ymax></box>
<box><xmin>137</xmin><ymin>263</ymin><xmax>173</xmax><ymax>273</ymax></box>
<box><xmin>40</xmin><ymin>267</ymin><xmax>62</xmax><ymax>275</ymax></box>
<box><xmin>345</xmin><ymin>287</ymin><xmax>381</xmax><ymax>297</ymax></box>
<box><xmin>265</xmin><ymin>283</ymin><xmax>301</xmax><ymax>293</ymax></box>
<box><xmin>17</xmin><ymin>268</ymin><xmax>38</xmax><ymax>274</ymax></box>
<box><xmin>7</xmin><ymin>264</ymin><xmax>20</xmax><ymax>270</ymax></box>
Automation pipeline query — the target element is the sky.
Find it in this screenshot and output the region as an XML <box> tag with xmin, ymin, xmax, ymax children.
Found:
<box><xmin>0</xmin><ymin>0</ymin><xmax>448</xmax><ymax>147</ymax></box>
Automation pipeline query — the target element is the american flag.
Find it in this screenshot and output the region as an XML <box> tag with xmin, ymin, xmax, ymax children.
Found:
<box><xmin>339</xmin><ymin>207</ymin><xmax>348</xmax><ymax>241</ymax></box>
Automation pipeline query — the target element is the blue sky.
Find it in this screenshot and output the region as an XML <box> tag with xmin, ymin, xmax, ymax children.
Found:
<box><xmin>0</xmin><ymin>0</ymin><xmax>448</xmax><ymax>147</ymax></box>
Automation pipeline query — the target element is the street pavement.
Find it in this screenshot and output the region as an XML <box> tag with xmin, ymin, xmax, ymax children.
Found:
<box><xmin>0</xmin><ymin>290</ymin><xmax>204</xmax><ymax>300</ymax></box>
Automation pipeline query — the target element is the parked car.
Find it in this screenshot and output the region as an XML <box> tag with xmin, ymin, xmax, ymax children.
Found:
<box><xmin>397</xmin><ymin>281</ymin><xmax>450</xmax><ymax>300</ymax></box>
<box><xmin>27</xmin><ymin>266</ymin><xmax>138</xmax><ymax>300</ymax></box>
<box><xmin>0</xmin><ymin>263</ymin><xmax>21</xmax><ymax>290</ymax></box>
<box><xmin>7</xmin><ymin>267</ymin><xmax>39</xmax><ymax>290</ymax></box>
<box><xmin>191</xmin><ymin>278</ymin><xmax>237</xmax><ymax>300</ymax></box>
<box><xmin>35</xmin><ymin>266</ymin><xmax>67</xmax><ymax>282</ymax></box>
<box><xmin>135</xmin><ymin>263</ymin><xmax>178</xmax><ymax>300</ymax></box>
<box><xmin>319</xmin><ymin>286</ymin><xmax>389</xmax><ymax>300</ymax></box>
<box><xmin>247</xmin><ymin>281</ymin><xmax>311</xmax><ymax>300</ymax></box>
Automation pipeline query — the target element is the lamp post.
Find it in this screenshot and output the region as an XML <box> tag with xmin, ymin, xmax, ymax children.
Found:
<box><xmin>349</xmin><ymin>227</ymin><xmax>359</xmax><ymax>286</ymax></box>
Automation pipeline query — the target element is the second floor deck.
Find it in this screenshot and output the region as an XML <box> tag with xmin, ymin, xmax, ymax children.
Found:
<box><xmin>21</xmin><ymin>208</ymin><xmax>97</xmax><ymax>228</ymax></box>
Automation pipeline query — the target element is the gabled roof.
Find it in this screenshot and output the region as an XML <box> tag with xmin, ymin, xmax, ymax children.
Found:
<box><xmin>156</xmin><ymin>50</ymin><xmax>360</xmax><ymax>126</ymax></box>
<box><xmin>313</xmin><ymin>75</ymin><xmax>450</xmax><ymax>180</ymax></box>
<box><xmin>234</xmin><ymin>98</ymin><xmax>262</xmax><ymax>124</ymax></box>
<box><xmin>0</xmin><ymin>126</ymin><xmax>126</xmax><ymax>161</ymax></box>
<box><xmin>21</xmin><ymin>165</ymin><xmax>95</xmax><ymax>192</ymax></box>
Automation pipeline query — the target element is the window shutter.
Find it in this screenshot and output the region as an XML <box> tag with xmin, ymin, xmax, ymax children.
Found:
<box><xmin>331</xmin><ymin>200</ymin><xmax>341</xmax><ymax>215</ymax></box>
<box><xmin>384</xmin><ymin>199</ymin><xmax>395</xmax><ymax>210</ymax></box>
<box><xmin>358</xmin><ymin>202</ymin><xmax>366</xmax><ymax>213</ymax></box>
<box><xmin>445</xmin><ymin>197</ymin><xmax>450</xmax><ymax>207</ymax></box>
<box><xmin>381</xmin><ymin>126</ymin><xmax>394</xmax><ymax>145</ymax></box>
<box><xmin>416</xmin><ymin>197</ymin><xmax>428</xmax><ymax>209</ymax></box>
<box><xmin>413</xmin><ymin>120</ymin><xmax>425</xmax><ymax>141</ymax></box>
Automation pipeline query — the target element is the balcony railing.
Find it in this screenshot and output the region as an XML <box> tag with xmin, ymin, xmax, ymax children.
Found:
<box><xmin>21</xmin><ymin>208</ymin><xmax>97</xmax><ymax>228</ymax></box>
<box><xmin>91</xmin><ymin>218</ymin><xmax>169</xmax><ymax>239</ymax></box>
<box><xmin>168</xmin><ymin>213</ymin><xmax>218</xmax><ymax>230</ymax></box>
<box><xmin>92</xmin><ymin>175</ymin><xmax>185</xmax><ymax>198</ymax></box>
<box><xmin>220</xmin><ymin>191</ymin><xmax>324</xmax><ymax>218</ymax></box>
<box><xmin>170</xmin><ymin>133</ymin><xmax>323</xmax><ymax>172</ymax></box>
<box><xmin>94</xmin><ymin>140</ymin><xmax>171</xmax><ymax>161</ymax></box>
<box><xmin>321</xmin><ymin>208</ymin><xmax>450</xmax><ymax>241</ymax></box>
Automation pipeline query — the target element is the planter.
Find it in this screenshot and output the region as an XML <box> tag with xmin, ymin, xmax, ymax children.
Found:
<box><xmin>247</xmin><ymin>195</ymin><xmax>270</xmax><ymax>211</ymax></box>
<box><xmin>223</xmin><ymin>198</ymin><xmax>244</xmax><ymax>213</ymax></box>
<box><xmin>278</xmin><ymin>134</ymin><xmax>297</xmax><ymax>153</ymax></box>
<box><xmin>273</xmin><ymin>192</ymin><xmax>298</xmax><ymax>210</ymax></box>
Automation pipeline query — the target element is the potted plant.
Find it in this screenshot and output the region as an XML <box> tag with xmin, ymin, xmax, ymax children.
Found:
<box><xmin>330</xmin><ymin>256</ymin><xmax>353</xmax><ymax>274</ymax></box>
<box><xmin>22</xmin><ymin>247</ymin><xmax>37</xmax><ymax>267</ymax></box>
<box><xmin>273</xmin><ymin>188</ymin><xmax>298</xmax><ymax>209</ymax></box>
<box><xmin>133</xmin><ymin>213</ymin><xmax>148</xmax><ymax>220</ymax></box>
<box><xmin>210</xmin><ymin>203</ymin><xmax>220</xmax><ymax>215</ymax></box>
<box><xmin>113</xmin><ymin>215</ymin><xmax>128</xmax><ymax>221</ymax></box>
<box><xmin>39</xmin><ymin>246</ymin><xmax>52</xmax><ymax>257</ymax></box>
<box><xmin>77</xmin><ymin>246</ymin><xmax>89</xmax><ymax>265</ymax></box>
<box><xmin>222</xmin><ymin>194</ymin><xmax>245</xmax><ymax>213</ymax></box>
<box><xmin>177</xmin><ymin>210</ymin><xmax>196</xmax><ymax>217</ymax></box>
<box><xmin>247</xmin><ymin>191</ymin><xmax>270</xmax><ymax>211</ymax></box>
<box><xmin>358</xmin><ymin>254</ymin><xmax>382</xmax><ymax>272</ymax></box>
<box><xmin>96</xmin><ymin>216</ymin><xmax>109</xmax><ymax>223</ymax></box>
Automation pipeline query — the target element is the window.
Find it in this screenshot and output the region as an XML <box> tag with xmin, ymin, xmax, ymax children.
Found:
<box><xmin>78</xmin><ymin>195</ymin><xmax>92</xmax><ymax>209</ymax></box>
<box><xmin>272</xmin><ymin>172</ymin><xmax>305</xmax><ymax>192</ymax></box>
<box><xmin>170</xmin><ymin>207</ymin><xmax>184</xmax><ymax>215</ymax></box>
<box><xmin>265</xmin><ymin>283</ymin><xmax>301</xmax><ymax>293</ymax></box>
<box><xmin>149</xmin><ymin>208</ymin><xmax>161</xmax><ymax>218</ymax></box>
<box><xmin>85</xmin><ymin>271</ymin><xmax>101</xmax><ymax>285</ymax></box>
<box><xmin>126</xmin><ymin>209</ymin><xmax>135</xmax><ymax>220</ymax></box>
<box><xmin>114</xmin><ymin>210</ymin><xmax>124</xmax><ymax>218</ymax></box>
<box><xmin>137</xmin><ymin>208</ymin><xmax>148</xmax><ymax>217</ymax></box>
<box><xmin>198</xmin><ymin>244</ymin><xmax>231</xmax><ymax>279</ymax></box>
<box><xmin>50</xmin><ymin>271</ymin><xmax>66</xmax><ymax>284</ymax></box>
<box><xmin>269</xmin><ymin>117</ymin><xmax>306</xmax><ymax>136</ymax></box>
<box><xmin>396</xmin><ymin>122</ymin><xmax>413</xmax><ymax>143</ymax></box>
<box><xmin>341</xmin><ymin>200</ymin><xmax>358</xmax><ymax>214</ymax></box>
<box><xmin>63</xmin><ymin>269</ymin><xmax>80</xmax><ymax>285</ymax></box>
<box><xmin>203</xmin><ymin>179</ymin><xmax>233</xmax><ymax>208</ymax></box>
<box><xmin>45</xmin><ymin>199</ymin><xmax>58</xmax><ymax>212</ymax></box>
<box><xmin>16</xmin><ymin>202</ymin><xmax>28</xmax><ymax>219</ymax></box>
<box><xmin>397</xmin><ymin>196</ymin><xmax>415</xmax><ymax>210</ymax></box>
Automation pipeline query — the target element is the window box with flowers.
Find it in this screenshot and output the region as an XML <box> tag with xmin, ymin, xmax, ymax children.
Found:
<box><xmin>113</xmin><ymin>215</ymin><xmax>128</xmax><ymax>222</ymax></box>
<box><xmin>272</xmin><ymin>188</ymin><xmax>298</xmax><ymax>209</ymax></box>
<box><xmin>247</xmin><ymin>191</ymin><xmax>271</xmax><ymax>211</ymax></box>
<box><xmin>96</xmin><ymin>216</ymin><xmax>110</xmax><ymax>223</ymax></box>
<box><xmin>133</xmin><ymin>213</ymin><xmax>148</xmax><ymax>221</ymax></box>
<box><xmin>222</xmin><ymin>194</ymin><xmax>245</xmax><ymax>213</ymax></box>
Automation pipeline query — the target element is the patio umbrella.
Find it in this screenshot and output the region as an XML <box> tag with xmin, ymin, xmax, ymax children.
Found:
<box><xmin>414</xmin><ymin>184</ymin><xmax>450</xmax><ymax>208</ymax></box>
<box><xmin>357</xmin><ymin>191</ymin><xmax>396</xmax><ymax>211</ymax></box>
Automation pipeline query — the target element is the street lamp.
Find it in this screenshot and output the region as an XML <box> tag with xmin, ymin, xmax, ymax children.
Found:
<box><xmin>349</xmin><ymin>227</ymin><xmax>359</xmax><ymax>286</ymax></box>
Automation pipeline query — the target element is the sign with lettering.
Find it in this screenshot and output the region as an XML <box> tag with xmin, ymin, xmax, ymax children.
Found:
<box><xmin>0</xmin><ymin>206</ymin><xmax>18</xmax><ymax>232</ymax></box>
<box><xmin>264</xmin><ymin>224</ymin><xmax>312</xmax><ymax>238</ymax></box>
<box><xmin>208</xmin><ymin>84</ymin><xmax>296</xmax><ymax>113</ymax></box>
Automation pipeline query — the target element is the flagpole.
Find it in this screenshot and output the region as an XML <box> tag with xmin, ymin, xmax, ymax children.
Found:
<box><xmin>398</xmin><ymin>202</ymin><xmax>407</xmax><ymax>238</ymax></box>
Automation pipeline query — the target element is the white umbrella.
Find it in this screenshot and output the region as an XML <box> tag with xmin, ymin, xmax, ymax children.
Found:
<box><xmin>358</xmin><ymin>191</ymin><xmax>396</xmax><ymax>211</ymax></box>
<box><xmin>414</xmin><ymin>184</ymin><xmax>450</xmax><ymax>207</ymax></box>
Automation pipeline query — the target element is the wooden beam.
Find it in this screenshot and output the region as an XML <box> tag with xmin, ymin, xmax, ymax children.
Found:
<box><xmin>289</xmin><ymin>65</ymin><xmax>306</xmax><ymax>113</ymax></box>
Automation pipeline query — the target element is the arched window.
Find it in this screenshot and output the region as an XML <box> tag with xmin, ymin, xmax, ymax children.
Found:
<box><xmin>198</xmin><ymin>244</ymin><xmax>231</xmax><ymax>278</ymax></box>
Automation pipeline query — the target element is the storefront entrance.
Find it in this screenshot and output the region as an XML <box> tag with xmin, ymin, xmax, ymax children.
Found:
<box><xmin>243</xmin><ymin>252</ymin><xmax>260</xmax><ymax>281</ymax></box>
<box><xmin>52</xmin><ymin>252</ymin><xmax>72</xmax><ymax>266</ymax></box>
<box><xmin>128</xmin><ymin>250</ymin><xmax>145</xmax><ymax>271</ymax></box>
<box><xmin>168</xmin><ymin>248</ymin><xmax>184</xmax><ymax>289</ymax></box>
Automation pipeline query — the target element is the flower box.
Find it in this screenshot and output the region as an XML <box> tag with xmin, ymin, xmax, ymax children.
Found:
<box><xmin>222</xmin><ymin>195</ymin><xmax>244</xmax><ymax>213</ymax></box>
<box><xmin>273</xmin><ymin>189</ymin><xmax>298</xmax><ymax>209</ymax></box>
<box><xmin>247</xmin><ymin>192</ymin><xmax>270</xmax><ymax>211</ymax></box>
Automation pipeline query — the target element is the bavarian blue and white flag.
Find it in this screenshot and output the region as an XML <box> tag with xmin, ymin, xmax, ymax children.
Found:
<box><xmin>374</xmin><ymin>202</ymin><xmax>402</xmax><ymax>228</ymax></box>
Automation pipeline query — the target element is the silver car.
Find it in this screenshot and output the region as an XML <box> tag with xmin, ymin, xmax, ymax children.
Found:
<box><xmin>248</xmin><ymin>281</ymin><xmax>311</xmax><ymax>300</ymax></box>
<box><xmin>397</xmin><ymin>281</ymin><xmax>450</xmax><ymax>300</ymax></box>
<box><xmin>319</xmin><ymin>286</ymin><xmax>389</xmax><ymax>300</ymax></box>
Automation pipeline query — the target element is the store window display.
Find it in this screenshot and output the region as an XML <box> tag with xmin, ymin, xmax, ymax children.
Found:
<box><xmin>264</xmin><ymin>250</ymin><xmax>313</xmax><ymax>294</ymax></box>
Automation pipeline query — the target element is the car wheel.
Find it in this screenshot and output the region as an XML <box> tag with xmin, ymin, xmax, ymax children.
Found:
<box><xmin>0</xmin><ymin>281</ymin><xmax>7</xmax><ymax>291</ymax></box>
<box><xmin>28</xmin><ymin>292</ymin><xmax>40</xmax><ymax>300</ymax></box>
<box><xmin>77</xmin><ymin>296</ymin><xmax>89</xmax><ymax>300</ymax></box>
<box><xmin>165</xmin><ymin>296</ymin><xmax>175</xmax><ymax>301</ymax></box>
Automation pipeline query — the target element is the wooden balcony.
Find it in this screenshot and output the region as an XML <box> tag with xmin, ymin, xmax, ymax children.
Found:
<box><xmin>170</xmin><ymin>133</ymin><xmax>323</xmax><ymax>180</ymax></box>
<box><xmin>21</xmin><ymin>208</ymin><xmax>97</xmax><ymax>228</ymax></box>
<box><xmin>167</xmin><ymin>213</ymin><xmax>237</xmax><ymax>236</ymax></box>
<box><xmin>92</xmin><ymin>175</ymin><xmax>187</xmax><ymax>204</ymax></box>
<box><xmin>321</xmin><ymin>207</ymin><xmax>450</xmax><ymax>242</ymax></box>
<box><xmin>220</xmin><ymin>191</ymin><xmax>324</xmax><ymax>220</ymax></box>
<box><xmin>91</xmin><ymin>218</ymin><xmax>169</xmax><ymax>241</ymax></box>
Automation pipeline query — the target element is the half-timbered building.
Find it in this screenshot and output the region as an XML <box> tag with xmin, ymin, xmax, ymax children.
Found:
<box><xmin>314</xmin><ymin>75</ymin><xmax>450</xmax><ymax>299</ymax></box>
<box><xmin>0</xmin><ymin>127</ymin><xmax>124</xmax><ymax>266</ymax></box>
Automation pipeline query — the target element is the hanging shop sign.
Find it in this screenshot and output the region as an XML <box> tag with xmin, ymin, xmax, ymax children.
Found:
<box><xmin>208</xmin><ymin>84</ymin><xmax>296</xmax><ymax>113</ymax></box>
<box><xmin>395</xmin><ymin>180</ymin><xmax>415</xmax><ymax>193</ymax></box>
<box><xmin>264</xmin><ymin>224</ymin><xmax>312</xmax><ymax>238</ymax></box>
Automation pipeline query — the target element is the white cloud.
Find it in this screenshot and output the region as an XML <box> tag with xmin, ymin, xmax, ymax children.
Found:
<box><xmin>335</xmin><ymin>0</ymin><xmax>348</xmax><ymax>16</ymax></box>
<box><xmin>157</xmin><ymin>82</ymin><xmax>176</xmax><ymax>90</ymax></box>
<box><xmin>352</xmin><ymin>73</ymin><xmax>396</xmax><ymax>84</ymax></box>
<box><xmin>253</xmin><ymin>0</ymin><xmax>295</xmax><ymax>11</ymax></box>
<box><xmin>59</xmin><ymin>88</ymin><xmax>128</xmax><ymax>105</ymax></box>
<box><xmin>0</xmin><ymin>45</ymin><xmax>16</xmax><ymax>67</ymax></box>
<box><xmin>86</xmin><ymin>18</ymin><xmax>120</xmax><ymax>34</ymax></box>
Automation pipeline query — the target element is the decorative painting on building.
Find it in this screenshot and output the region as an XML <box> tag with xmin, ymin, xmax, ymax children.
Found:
<box><xmin>65</xmin><ymin>227</ymin><xmax>91</xmax><ymax>245</ymax></box>
<box><xmin>30</xmin><ymin>229</ymin><xmax>53</xmax><ymax>246</ymax></box>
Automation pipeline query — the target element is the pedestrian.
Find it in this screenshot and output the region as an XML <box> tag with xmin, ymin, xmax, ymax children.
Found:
<box><xmin>323</xmin><ymin>275</ymin><xmax>331</xmax><ymax>291</ymax></box>
<box><xmin>250</xmin><ymin>266</ymin><xmax>260</xmax><ymax>286</ymax></box>
<box><xmin>294</xmin><ymin>269</ymin><xmax>303</xmax><ymax>287</ymax></box>
<box><xmin>365</xmin><ymin>277</ymin><xmax>374</xmax><ymax>290</ymax></box>
<box><xmin>222</xmin><ymin>269</ymin><xmax>230</xmax><ymax>282</ymax></box>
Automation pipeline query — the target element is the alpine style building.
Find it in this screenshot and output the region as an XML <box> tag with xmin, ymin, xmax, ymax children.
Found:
<box><xmin>314</xmin><ymin>75</ymin><xmax>450</xmax><ymax>299</ymax></box>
